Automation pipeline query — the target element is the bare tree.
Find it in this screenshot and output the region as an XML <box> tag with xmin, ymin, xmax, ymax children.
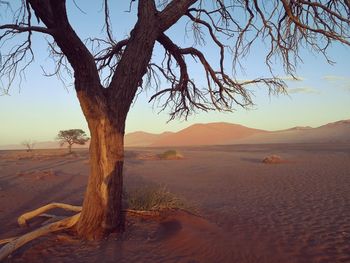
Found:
<box><xmin>56</xmin><ymin>129</ymin><xmax>89</xmax><ymax>154</ymax></box>
<box><xmin>21</xmin><ymin>139</ymin><xmax>35</xmax><ymax>152</ymax></box>
<box><xmin>0</xmin><ymin>0</ymin><xmax>349</xmax><ymax>248</ymax></box>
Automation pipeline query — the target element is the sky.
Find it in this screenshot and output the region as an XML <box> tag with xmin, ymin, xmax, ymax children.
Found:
<box><xmin>0</xmin><ymin>1</ymin><xmax>349</xmax><ymax>146</ymax></box>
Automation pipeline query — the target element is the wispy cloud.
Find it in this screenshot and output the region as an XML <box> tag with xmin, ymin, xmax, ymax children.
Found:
<box><xmin>288</xmin><ymin>86</ymin><xmax>320</xmax><ymax>94</ymax></box>
<box><xmin>322</xmin><ymin>75</ymin><xmax>350</xmax><ymax>91</ymax></box>
<box><xmin>322</xmin><ymin>75</ymin><xmax>348</xmax><ymax>81</ymax></box>
<box><xmin>280</xmin><ymin>75</ymin><xmax>305</xmax><ymax>81</ymax></box>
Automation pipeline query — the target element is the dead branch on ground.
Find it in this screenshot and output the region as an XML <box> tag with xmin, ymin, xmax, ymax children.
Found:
<box><xmin>0</xmin><ymin>202</ymin><xmax>163</xmax><ymax>260</ymax></box>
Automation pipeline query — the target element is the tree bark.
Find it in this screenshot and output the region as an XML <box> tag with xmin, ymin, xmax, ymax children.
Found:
<box><xmin>76</xmin><ymin>113</ymin><xmax>126</xmax><ymax>240</ymax></box>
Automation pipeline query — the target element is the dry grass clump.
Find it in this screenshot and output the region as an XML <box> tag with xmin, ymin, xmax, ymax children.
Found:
<box><xmin>125</xmin><ymin>185</ymin><xmax>185</xmax><ymax>211</ymax></box>
<box><xmin>136</xmin><ymin>153</ymin><xmax>159</xmax><ymax>160</ymax></box>
<box><xmin>262</xmin><ymin>154</ymin><xmax>285</xmax><ymax>164</ymax></box>
<box><xmin>136</xmin><ymin>150</ymin><xmax>184</xmax><ymax>161</ymax></box>
<box><xmin>158</xmin><ymin>150</ymin><xmax>184</xmax><ymax>160</ymax></box>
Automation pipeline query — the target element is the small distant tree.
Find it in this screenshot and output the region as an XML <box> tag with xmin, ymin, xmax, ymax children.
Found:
<box><xmin>22</xmin><ymin>140</ymin><xmax>35</xmax><ymax>152</ymax></box>
<box><xmin>56</xmin><ymin>129</ymin><xmax>89</xmax><ymax>154</ymax></box>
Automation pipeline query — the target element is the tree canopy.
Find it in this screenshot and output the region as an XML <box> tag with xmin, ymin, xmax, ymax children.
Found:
<box><xmin>1</xmin><ymin>1</ymin><xmax>348</xmax><ymax>120</ymax></box>
<box><xmin>56</xmin><ymin>129</ymin><xmax>89</xmax><ymax>153</ymax></box>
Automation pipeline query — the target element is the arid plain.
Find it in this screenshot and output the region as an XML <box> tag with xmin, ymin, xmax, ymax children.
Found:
<box><xmin>1</xmin><ymin>121</ymin><xmax>350</xmax><ymax>262</ymax></box>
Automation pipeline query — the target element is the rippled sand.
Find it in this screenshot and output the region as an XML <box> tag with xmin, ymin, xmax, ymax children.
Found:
<box><xmin>1</xmin><ymin>143</ymin><xmax>350</xmax><ymax>262</ymax></box>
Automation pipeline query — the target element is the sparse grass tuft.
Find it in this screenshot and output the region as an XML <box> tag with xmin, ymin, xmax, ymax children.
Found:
<box><xmin>158</xmin><ymin>150</ymin><xmax>184</xmax><ymax>160</ymax></box>
<box><xmin>125</xmin><ymin>185</ymin><xmax>185</xmax><ymax>211</ymax></box>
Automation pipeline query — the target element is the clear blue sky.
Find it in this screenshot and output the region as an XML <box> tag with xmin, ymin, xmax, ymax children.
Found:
<box><xmin>0</xmin><ymin>1</ymin><xmax>349</xmax><ymax>145</ymax></box>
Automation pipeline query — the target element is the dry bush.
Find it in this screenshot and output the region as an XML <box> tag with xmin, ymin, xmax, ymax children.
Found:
<box><xmin>136</xmin><ymin>153</ymin><xmax>160</xmax><ymax>161</ymax></box>
<box><xmin>158</xmin><ymin>150</ymin><xmax>184</xmax><ymax>160</ymax></box>
<box><xmin>125</xmin><ymin>185</ymin><xmax>185</xmax><ymax>211</ymax></box>
<box><xmin>262</xmin><ymin>155</ymin><xmax>285</xmax><ymax>164</ymax></box>
<box><xmin>136</xmin><ymin>150</ymin><xmax>184</xmax><ymax>161</ymax></box>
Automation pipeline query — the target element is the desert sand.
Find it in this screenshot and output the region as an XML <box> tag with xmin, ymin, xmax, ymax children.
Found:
<box><xmin>1</xmin><ymin>143</ymin><xmax>350</xmax><ymax>262</ymax></box>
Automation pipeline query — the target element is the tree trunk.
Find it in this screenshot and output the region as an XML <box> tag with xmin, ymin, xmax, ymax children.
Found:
<box><xmin>36</xmin><ymin>0</ymin><xmax>160</xmax><ymax>240</ymax></box>
<box><xmin>26</xmin><ymin>0</ymin><xmax>166</xmax><ymax>242</ymax></box>
<box><xmin>76</xmin><ymin>114</ymin><xmax>126</xmax><ymax>240</ymax></box>
<box><xmin>68</xmin><ymin>144</ymin><xmax>72</xmax><ymax>154</ymax></box>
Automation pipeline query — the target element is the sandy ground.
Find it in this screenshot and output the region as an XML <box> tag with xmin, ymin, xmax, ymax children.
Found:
<box><xmin>0</xmin><ymin>143</ymin><xmax>350</xmax><ymax>263</ymax></box>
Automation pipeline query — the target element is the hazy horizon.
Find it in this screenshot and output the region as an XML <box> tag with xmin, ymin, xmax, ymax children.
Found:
<box><xmin>1</xmin><ymin>118</ymin><xmax>349</xmax><ymax>148</ymax></box>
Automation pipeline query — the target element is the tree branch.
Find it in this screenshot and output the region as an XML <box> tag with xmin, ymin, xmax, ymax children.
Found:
<box><xmin>0</xmin><ymin>24</ymin><xmax>53</xmax><ymax>35</ymax></box>
<box><xmin>151</xmin><ymin>33</ymin><xmax>210</xmax><ymax>119</ymax></box>
<box><xmin>149</xmin><ymin>21</ymin><xmax>287</xmax><ymax>119</ymax></box>
<box><xmin>280</xmin><ymin>0</ymin><xmax>350</xmax><ymax>46</ymax></box>
<box><xmin>107</xmin><ymin>0</ymin><xmax>159</xmax><ymax>115</ymax></box>
<box><xmin>27</xmin><ymin>0</ymin><xmax>107</xmax><ymax>119</ymax></box>
<box><xmin>159</xmin><ymin>0</ymin><xmax>198</xmax><ymax>31</ymax></box>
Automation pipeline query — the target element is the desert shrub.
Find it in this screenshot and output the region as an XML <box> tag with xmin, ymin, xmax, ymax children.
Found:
<box><xmin>158</xmin><ymin>150</ymin><xmax>183</xmax><ymax>160</ymax></box>
<box><xmin>125</xmin><ymin>185</ymin><xmax>185</xmax><ymax>211</ymax></box>
<box><xmin>262</xmin><ymin>154</ymin><xmax>284</xmax><ymax>164</ymax></box>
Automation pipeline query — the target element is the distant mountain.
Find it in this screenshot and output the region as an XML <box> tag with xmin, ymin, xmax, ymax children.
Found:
<box><xmin>0</xmin><ymin>119</ymin><xmax>349</xmax><ymax>150</ymax></box>
<box><xmin>319</xmin><ymin>119</ymin><xmax>350</xmax><ymax>128</ymax></box>
<box><xmin>150</xmin><ymin>122</ymin><xmax>266</xmax><ymax>146</ymax></box>
<box><xmin>235</xmin><ymin>119</ymin><xmax>350</xmax><ymax>144</ymax></box>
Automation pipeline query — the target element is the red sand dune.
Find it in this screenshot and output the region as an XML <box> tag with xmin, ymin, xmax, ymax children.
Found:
<box><xmin>236</xmin><ymin>119</ymin><xmax>350</xmax><ymax>144</ymax></box>
<box><xmin>150</xmin><ymin>122</ymin><xmax>266</xmax><ymax>146</ymax></box>
<box><xmin>125</xmin><ymin>131</ymin><xmax>173</xmax><ymax>147</ymax></box>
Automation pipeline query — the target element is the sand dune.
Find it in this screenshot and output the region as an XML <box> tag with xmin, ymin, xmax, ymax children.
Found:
<box><xmin>151</xmin><ymin>122</ymin><xmax>266</xmax><ymax>146</ymax></box>
<box><xmin>125</xmin><ymin>131</ymin><xmax>159</xmax><ymax>147</ymax></box>
<box><xmin>150</xmin><ymin>119</ymin><xmax>350</xmax><ymax>146</ymax></box>
<box><xmin>236</xmin><ymin>119</ymin><xmax>350</xmax><ymax>144</ymax></box>
<box><xmin>125</xmin><ymin>131</ymin><xmax>173</xmax><ymax>147</ymax></box>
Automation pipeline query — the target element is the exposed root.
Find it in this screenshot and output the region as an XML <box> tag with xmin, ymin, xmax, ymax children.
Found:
<box><xmin>0</xmin><ymin>203</ymin><xmax>168</xmax><ymax>261</ymax></box>
<box><xmin>39</xmin><ymin>214</ymin><xmax>67</xmax><ymax>226</ymax></box>
<box><xmin>18</xmin><ymin>203</ymin><xmax>82</xmax><ymax>227</ymax></box>
<box><xmin>0</xmin><ymin>213</ymin><xmax>80</xmax><ymax>261</ymax></box>
<box><xmin>39</xmin><ymin>213</ymin><xmax>62</xmax><ymax>219</ymax></box>
<box><xmin>0</xmin><ymin>238</ymin><xmax>15</xmax><ymax>246</ymax></box>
